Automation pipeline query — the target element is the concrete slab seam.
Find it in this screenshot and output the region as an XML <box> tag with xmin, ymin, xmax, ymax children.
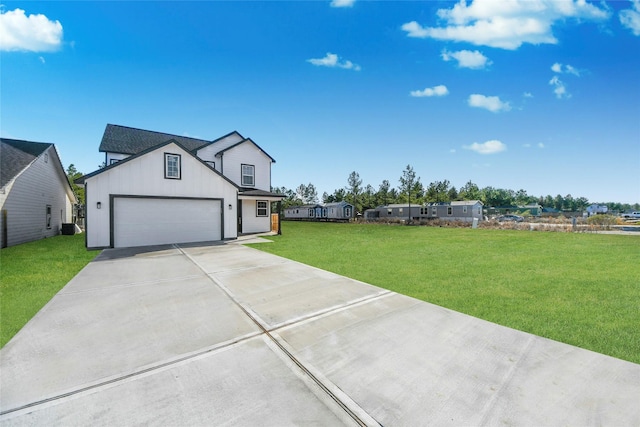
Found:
<box><xmin>270</xmin><ymin>291</ymin><xmax>394</xmax><ymax>332</ymax></box>
<box><xmin>476</xmin><ymin>334</ymin><xmax>536</xmax><ymax>426</ymax></box>
<box><xmin>268</xmin><ymin>333</ymin><xmax>383</xmax><ymax>427</ymax></box>
<box><xmin>175</xmin><ymin>245</ymin><xmax>379</xmax><ymax>426</ymax></box>
<box><xmin>0</xmin><ymin>332</ymin><xmax>263</xmax><ymax>418</ymax></box>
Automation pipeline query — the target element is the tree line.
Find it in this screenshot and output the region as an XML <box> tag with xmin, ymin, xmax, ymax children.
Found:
<box><xmin>272</xmin><ymin>165</ymin><xmax>639</xmax><ymax>214</ymax></box>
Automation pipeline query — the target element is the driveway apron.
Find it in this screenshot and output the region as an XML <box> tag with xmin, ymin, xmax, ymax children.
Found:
<box><xmin>1</xmin><ymin>241</ymin><xmax>639</xmax><ymax>426</ymax></box>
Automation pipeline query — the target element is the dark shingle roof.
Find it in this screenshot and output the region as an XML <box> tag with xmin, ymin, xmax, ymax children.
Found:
<box><xmin>1</xmin><ymin>138</ymin><xmax>52</xmax><ymax>188</ymax></box>
<box><xmin>99</xmin><ymin>124</ymin><xmax>213</xmax><ymax>155</ymax></box>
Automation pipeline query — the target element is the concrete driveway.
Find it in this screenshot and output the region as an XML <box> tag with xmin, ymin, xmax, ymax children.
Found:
<box><xmin>1</xmin><ymin>239</ymin><xmax>639</xmax><ymax>426</ymax></box>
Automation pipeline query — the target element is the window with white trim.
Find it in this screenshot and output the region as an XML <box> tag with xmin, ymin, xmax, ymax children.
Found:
<box><xmin>164</xmin><ymin>153</ymin><xmax>181</xmax><ymax>179</ymax></box>
<box><xmin>241</xmin><ymin>164</ymin><xmax>255</xmax><ymax>187</ymax></box>
<box><xmin>257</xmin><ymin>200</ymin><xmax>268</xmax><ymax>217</ymax></box>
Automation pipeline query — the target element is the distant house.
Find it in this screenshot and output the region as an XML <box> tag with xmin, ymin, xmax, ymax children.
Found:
<box><xmin>284</xmin><ymin>201</ymin><xmax>354</xmax><ymax>221</ymax></box>
<box><xmin>76</xmin><ymin>124</ymin><xmax>283</xmax><ymax>249</ymax></box>
<box><xmin>284</xmin><ymin>204</ymin><xmax>322</xmax><ymax>220</ymax></box>
<box><xmin>586</xmin><ymin>204</ymin><xmax>608</xmax><ymax>216</ymax></box>
<box><xmin>364</xmin><ymin>200</ymin><xmax>483</xmax><ymax>222</ymax></box>
<box><xmin>0</xmin><ymin>138</ymin><xmax>76</xmax><ymax>248</ymax></box>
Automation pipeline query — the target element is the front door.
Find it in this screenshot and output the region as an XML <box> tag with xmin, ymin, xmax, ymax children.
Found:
<box><xmin>237</xmin><ymin>199</ymin><xmax>243</xmax><ymax>233</ymax></box>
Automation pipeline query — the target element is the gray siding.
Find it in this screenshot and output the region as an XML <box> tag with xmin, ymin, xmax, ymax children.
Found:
<box><xmin>0</xmin><ymin>147</ymin><xmax>73</xmax><ymax>247</ymax></box>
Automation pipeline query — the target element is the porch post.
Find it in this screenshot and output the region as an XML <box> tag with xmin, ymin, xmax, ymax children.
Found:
<box><xmin>278</xmin><ymin>200</ymin><xmax>282</xmax><ymax>235</ymax></box>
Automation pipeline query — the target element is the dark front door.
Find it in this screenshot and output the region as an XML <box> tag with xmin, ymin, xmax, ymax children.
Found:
<box><xmin>237</xmin><ymin>200</ymin><xmax>243</xmax><ymax>233</ymax></box>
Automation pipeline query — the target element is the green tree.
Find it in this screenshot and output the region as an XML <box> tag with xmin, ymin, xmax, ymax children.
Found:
<box><xmin>362</xmin><ymin>184</ymin><xmax>376</xmax><ymax>211</ymax></box>
<box><xmin>399</xmin><ymin>165</ymin><xmax>420</xmax><ymax>222</ymax></box>
<box><xmin>296</xmin><ymin>183</ymin><xmax>318</xmax><ymax>204</ymax></box>
<box><xmin>425</xmin><ymin>179</ymin><xmax>450</xmax><ymax>203</ymax></box>
<box><xmin>66</xmin><ymin>164</ymin><xmax>85</xmax><ymax>205</ymax></box>
<box><xmin>375</xmin><ymin>180</ymin><xmax>391</xmax><ymax>207</ymax></box>
<box><xmin>347</xmin><ymin>171</ymin><xmax>363</xmax><ymax>213</ymax></box>
<box><xmin>459</xmin><ymin>180</ymin><xmax>481</xmax><ymax>201</ymax></box>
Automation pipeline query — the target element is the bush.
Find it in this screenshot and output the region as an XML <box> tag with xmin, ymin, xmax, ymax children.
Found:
<box><xmin>587</xmin><ymin>214</ymin><xmax>617</xmax><ymax>230</ymax></box>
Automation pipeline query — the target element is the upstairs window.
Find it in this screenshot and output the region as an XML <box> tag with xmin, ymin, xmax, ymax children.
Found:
<box><xmin>242</xmin><ymin>164</ymin><xmax>255</xmax><ymax>187</ymax></box>
<box><xmin>165</xmin><ymin>153</ymin><xmax>181</xmax><ymax>179</ymax></box>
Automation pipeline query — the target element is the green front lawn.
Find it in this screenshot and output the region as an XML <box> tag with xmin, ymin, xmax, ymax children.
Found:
<box><xmin>253</xmin><ymin>222</ymin><xmax>640</xmax><ymax>364</ymax></box>
<box><xmin>0</xmin><ymin>234</ymin><xmax>99</xmax><ymax>348</ymax></box>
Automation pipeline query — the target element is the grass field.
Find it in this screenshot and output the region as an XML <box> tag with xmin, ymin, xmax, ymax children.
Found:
<box><xmin>0</xmin><ymin>234</ymin><xmax>99</xmax><ymax>348</ymax></box>
<box><xmin>253</xmin><ymin>222</ymin><xmax>640</xmax><ymax>364</ymax></box>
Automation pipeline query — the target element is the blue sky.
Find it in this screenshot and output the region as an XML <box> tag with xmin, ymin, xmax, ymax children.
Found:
<box><xmin>1</xmin><ymin>0</ymin><xmax>639</xmax><ymax>204</ymax></box>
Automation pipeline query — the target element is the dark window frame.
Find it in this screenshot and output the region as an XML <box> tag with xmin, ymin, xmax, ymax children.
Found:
<box><xmin>164</xmin><ymin>153</ymin><xmax>181</xmax><ymax>180</ymax></box>
<box><xmin>257</xmin><ymin>200</ymin><xmax>268</xmax><ymax>217</ymax></box>
<box><xmin>241</xmin><ymin>164</ymin><xmax>255</xmax><ymax>187</ymax></box>
<box><xmin>46</xmin><ymin>205</ymin><xmax>52</xmax><ymax>229</ymax></box>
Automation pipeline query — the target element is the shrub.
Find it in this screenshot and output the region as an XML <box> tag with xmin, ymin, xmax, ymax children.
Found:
<box><xmin>587</xmin><ymin>214</ymin><xmax>617</xmax><ymax>230</ymax></box>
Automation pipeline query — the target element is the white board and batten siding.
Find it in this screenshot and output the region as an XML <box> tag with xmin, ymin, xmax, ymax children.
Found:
<box><xmin>196</xmin><ymin>132</ymin><xmax>245</xmax><ymax>172</ymax></box>
<box><xmin>85</xmin><ymin>142</ymin><xmax>238</xmax><ymax>248</ymax></box>
<box><xmin>219</xmin><ymin>143</ymin><xmax>272</xmax><ymax>191</ymax></box>
<box><xmin>0</xmin><ymin>146</ymin><xmax>74</xmax><ymax>247</ymax></box>
<box><xmin>240</xmin><ymin>199</ymin><xmax>271</xmax><ymax>234</ymax></box>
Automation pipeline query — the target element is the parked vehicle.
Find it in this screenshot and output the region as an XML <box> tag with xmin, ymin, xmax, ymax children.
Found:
<box><xmin>497</xmin><ymin>214</ymin><xmax>524</xmax><ymax>222</ymax></box>
<box><xmin>621</xmin><ymin>212</ymin><xmax>640</xmax><ymax>219</ymax></box>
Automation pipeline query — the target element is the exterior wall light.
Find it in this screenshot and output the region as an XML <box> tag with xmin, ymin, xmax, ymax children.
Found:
<box><xmin>97</xmin><ymin>202</ymin><xmax>101</xmax><ymax>209</ymax></box>
<box><xmin>228</xmin><ymin>204</ymin><xmax>232</xmax><ymax>210</ymax></box>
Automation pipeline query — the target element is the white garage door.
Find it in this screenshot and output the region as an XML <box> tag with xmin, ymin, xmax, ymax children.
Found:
<box><xmin>113</xmin><ymin>197</ymin><xmax>222</xmax><ymax>248</ymax></box>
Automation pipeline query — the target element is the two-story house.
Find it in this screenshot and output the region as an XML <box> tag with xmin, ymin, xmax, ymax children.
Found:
<box><xmin>77</xmin><ymin>124</ymin><xmax>283</xmax><ymax>249</ymax></box>
<box><xmin>1</xmin><ymin>138</ymin><xmax>77</xmax><ymax>248</ymax></box>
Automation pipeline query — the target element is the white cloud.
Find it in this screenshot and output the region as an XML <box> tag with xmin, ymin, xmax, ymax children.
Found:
<box><xmin>620</xmin><ymin>0</ymin><xmax>640</xmax><ymax>36</ymax></box>
<box><xmin>464</xmin><ymin>140</ymin><xmax>507</xmax><ymax>154</ymax></box>
<box><xmin>330</xmin><ymin>0</ymin><xmax>356</xmax><ymax>7</ymax></box>
<box><xmin>549</xmin><ymin>75</ymin><xmax>570</xmax><ymax>99</ymax></box>
<box><xmin>410</xmin><ymin>85</ymin><xmax>449</xmax><ymax>97</ymax></box>
<box><xmin>0</xmin><ymin>8</ymin><xmax>63</xmax><ymax>52</ymax></box>
<box><xmin>468</xmin><ymin>94</ymin><xmax>511</xmax><ymax>112</ymax></box>
<box><xmin>401</xmin><ymin>21</ymin><xmax>429</xmax><ymax>38</ymax></box>
<box><xmin>552</xmin><ymin>62</ymin><xmax>581</xmax><ymax>76</ymax></box>
<box><xmin>523</xmin><ymin>143</ymin><xmax>531</xmax><ymax>148</ymax></box>
<box><xmin>538</xmin><ymin>142</ymin><xmax>545</xmax><ymax>148</ymax></box>
<box><xmin>38</xmin><ymin>55</ymin><xmax>45</xmax><ymax>64</ymax></box>
<box><xmin>401</xmin><ymin>0</ymin><xmax>610</xmax><ymax>50</ymax></box>
<box><xmin>441</xmin><ymin>49</ymin><xmax>492</xmax><ymax>69</ymax></box>
<box><xmin>307</xmin><ymin>52</ymin><xmax>361</xmax><ymax>71</ymax></box>
<box><xmin>523</xmin><ymin>92</ymin><xmax>534</xmax><ymax>98</ymax></box>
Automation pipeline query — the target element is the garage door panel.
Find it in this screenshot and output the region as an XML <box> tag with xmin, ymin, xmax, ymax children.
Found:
<box><xmin>114</xmin><ymin>198</ymin><xmax>221</xmax><ymax>248</ymax></box>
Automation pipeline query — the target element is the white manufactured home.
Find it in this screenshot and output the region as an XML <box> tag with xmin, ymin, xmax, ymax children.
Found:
<box><xmin>284</xmin><ymin>201</ymin><xmax>355</xmax><ymax>221</ymax></box>
<box><xmin>77</xmin><ymin>124</ymin><xmax>283</xmax><ymax>249</ymax></box>
<box><xmin>0</xmin><ymin>138</ymin><xmax>76</xmax><ymax>248</ymax></box>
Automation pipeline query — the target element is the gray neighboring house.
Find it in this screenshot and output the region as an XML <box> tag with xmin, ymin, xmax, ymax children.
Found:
<box><xmin>0</xmin><ymin>138</ymin><xmax>76</xmax><ymax>248</ymax></box>
<box><xmin>364</xmin><ymin>200</ymin><xmax>484</xmax><ymax>223</ymax></box>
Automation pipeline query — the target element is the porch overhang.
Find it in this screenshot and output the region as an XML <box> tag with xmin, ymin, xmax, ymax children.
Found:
<box><xmin>238</xmin><ymin>189</ymin><xmax>286</xmax><ymax>201</ymax></box>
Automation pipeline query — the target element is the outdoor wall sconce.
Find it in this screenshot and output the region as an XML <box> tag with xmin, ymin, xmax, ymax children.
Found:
<box><xmin>228</xmin><ymin>204</ymin><xmax>232</xmax><ymax>210</ymax></box>
<box><xmin>97</xmin><ymin>202</ymin><xmax>102</xmax><ymax>209</ymax></box>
